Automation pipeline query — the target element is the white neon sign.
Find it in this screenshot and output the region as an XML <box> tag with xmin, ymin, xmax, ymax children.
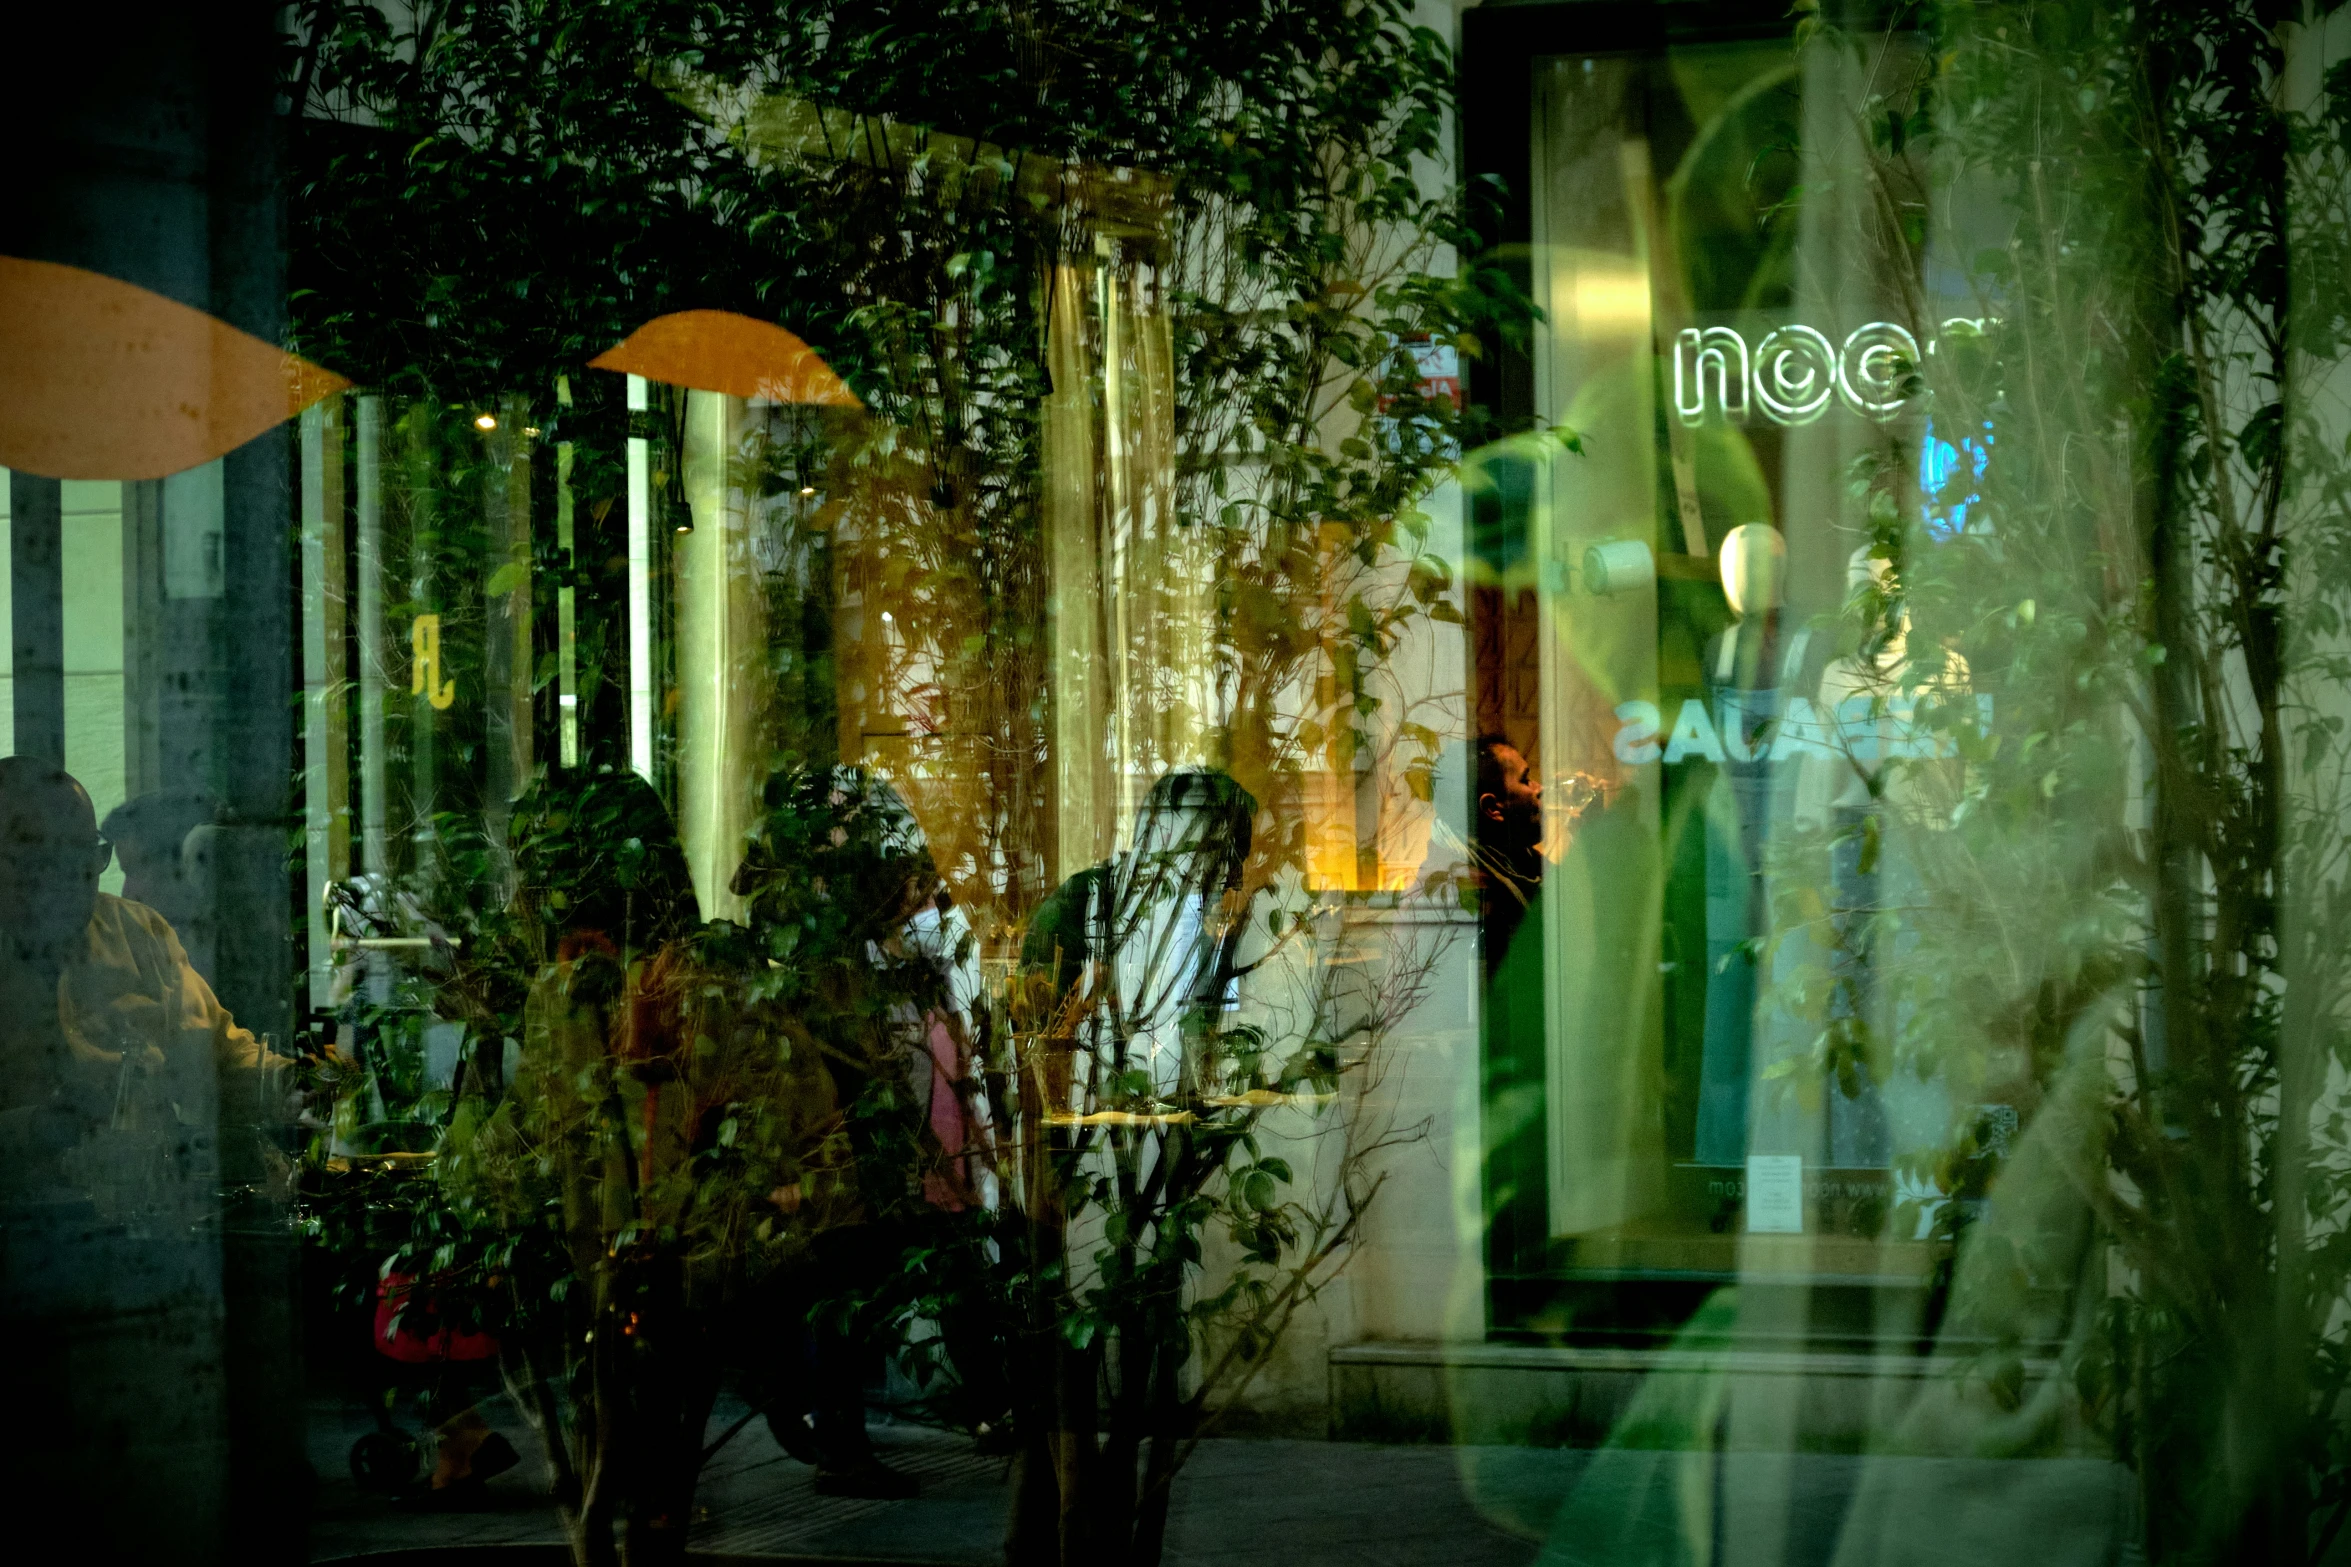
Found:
<box><xmin>1673</xmin><ymin>319</ymin><xmax>1986</xmax><ymax>427</ymax></box>
<box><xmin>1610</xmin><ymin>694</ymin><xmax>1996</xmax><ymax>765</ymax></box>
<box><xmin>1753</xmin><ymin>324</ymin><xmax>1839</xmax><ymax>424</ymax></box>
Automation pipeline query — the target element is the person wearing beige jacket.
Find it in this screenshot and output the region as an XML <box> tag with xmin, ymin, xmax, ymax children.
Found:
<box><xmin>0</xmin><ymin>757</ymin><xmax>268</xmax><ymax>1217</ymax></box>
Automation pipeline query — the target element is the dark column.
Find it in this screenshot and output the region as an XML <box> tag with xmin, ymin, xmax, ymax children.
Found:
<box><xmin>206</xmin><ymin>21</ymin><xmax>308</xmax><ymax>1567</ymax></box>
<box><xmin>9</xmin><ymin>472</ymin><xmax>64</xmax><ymax>765</ymax></box>
<box><xmin>214</xmin><ymin>423</ymin><xmax>296</xmax><ymax>1037</ymax></box>
<box><xmin>2</xmin><ymin>7</ymin><xmax>306</xmax><ymax>1565</ymax></box>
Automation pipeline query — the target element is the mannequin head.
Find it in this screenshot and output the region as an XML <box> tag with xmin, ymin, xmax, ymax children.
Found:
<box><xmin>1846</xmin><ymin>543</ymin><xmax>1893</xmax><ymax>594</ymax></box>
<box><xmin>1847</xmin><ymin>544</ymin><xmax>1910</xmax><ymax>647</ymax></box>
<box><xmin>1718</xmin><ymin>524</ymin><xmax>1786</xmax><ymax>618</ymax></box>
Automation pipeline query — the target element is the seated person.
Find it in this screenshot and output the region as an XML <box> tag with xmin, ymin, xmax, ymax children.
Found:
<box><xmin>101</xmin><ymin>789</ymin><xmax>223</xmax><ymax>984</ymax></box>
<box><xmin>0</xmin><ymin>759</ymin><xmax>265</xmax><ymax>1215</ymax></box>
<box><xmin>101</xmin><ymin>789</ymin><xmax>219</xmax><ymax>923</ymax></box>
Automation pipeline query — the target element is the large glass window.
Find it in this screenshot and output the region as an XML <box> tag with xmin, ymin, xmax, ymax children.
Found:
<box><xmin>1470</xmin><ymin>30</ymin><xmax>1972</xmax><ymax>1341</ymax></box>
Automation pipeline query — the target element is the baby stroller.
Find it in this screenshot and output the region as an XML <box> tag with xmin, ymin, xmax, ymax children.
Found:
<box><xmin>314</xmin><ymin>876</ymin><xmax>517</xmax><ymax>1496</ymax></box>
<box><xmin>345</xmin><ymin>1244</ymin><xmax>513</xmax><ymax>1496</ymax></box>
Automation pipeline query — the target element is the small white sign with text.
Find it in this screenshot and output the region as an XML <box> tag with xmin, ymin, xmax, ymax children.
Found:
<box><xmin>1745</xmin><ymin>1154</ymin><xmax>1805</xmax><ymax>1234</ymax></box>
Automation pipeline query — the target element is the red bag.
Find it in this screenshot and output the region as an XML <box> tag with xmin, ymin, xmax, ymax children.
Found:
<box><xmin>373</xmin><ymin>1271</ymin><xmax>499</xmax><ymax>1364</ymax></box>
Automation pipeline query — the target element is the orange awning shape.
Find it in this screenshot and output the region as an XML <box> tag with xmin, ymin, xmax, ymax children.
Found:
<box><xmin>589</xmin><ymin>310</ymin><xmax>861</xmax><ymax>407</ymax></box>
<box><xmin>0</xmin><ymin>255</ymin><xmax>351</xmax><ymax>480</ymax></box>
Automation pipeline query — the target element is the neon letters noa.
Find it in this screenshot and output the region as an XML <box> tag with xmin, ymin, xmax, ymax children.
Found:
<box><xmin>1672</xmin><ymin>321</ymin><xmax>1987</xmax><ymax>427</ymax></box>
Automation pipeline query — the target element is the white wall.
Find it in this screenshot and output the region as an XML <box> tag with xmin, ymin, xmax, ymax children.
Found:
<box><xmin>0</xmin><ymin>471</ymin><xmax>128</xmax><ymax>893</ymax></box>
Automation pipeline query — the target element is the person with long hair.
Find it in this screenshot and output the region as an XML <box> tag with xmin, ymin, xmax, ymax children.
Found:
<box><xmin>449</xmin><ymin>767</ymin><xmax>853</xmax><ymax>1552</ymax></box>
<box><xmin>729</xmin><ymin>763</ymin><xmax>968</xmax><ymax>1497</ymax></box>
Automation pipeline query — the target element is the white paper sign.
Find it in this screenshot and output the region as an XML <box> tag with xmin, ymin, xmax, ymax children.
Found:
<box><xmin>1745</xmin><ymin>1154</ymin><xmax>1804</xmax><ymax>1234</ymax></box>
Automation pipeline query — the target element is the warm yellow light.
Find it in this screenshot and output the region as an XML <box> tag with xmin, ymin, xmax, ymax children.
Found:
<box><xmin>798</xmin><ymin>486</ymin><xmax>817</xmax><ymax>497</ymax></box>
<box><xmin>522</xmin><ymin>425</ymin><xmax>542</xmax><ymax>437</ymax></box>
<box><xmin>474</xmin><ymin>413</ymin><xmax>498</xmax><ymax>431</ymax></box>
<box><xmin>1560</xmin><ymin>264</ymin><xmax>1652</xmax><ymax>332</ymax></box>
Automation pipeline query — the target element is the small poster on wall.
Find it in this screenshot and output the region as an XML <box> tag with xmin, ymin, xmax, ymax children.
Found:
<box><xmin>1745</xmin><ymin>1154</ymin><xmax>1804</xmax><ymax>1234</ymax></box>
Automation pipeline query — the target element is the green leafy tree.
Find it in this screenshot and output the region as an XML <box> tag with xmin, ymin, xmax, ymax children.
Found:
<box><xmin>289</xmin><ymin>3</ymin><xmax>1518</xmax><ymax>1563</ymax></box>
<box><xmin>973</xmin><ymin>781</ymin><xmax>1451</xmax><ymax>1566</ymax></box>
<box><xmin>1774</xmin><ymin>2</ymin><xmax>2351</xmax><ymax>1559</ymax></box>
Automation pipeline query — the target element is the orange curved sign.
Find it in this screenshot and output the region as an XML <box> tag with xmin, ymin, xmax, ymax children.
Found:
<box><xmin>589</xmin><ymin>310</ymin><xmax>860</xmax><ymax>407</ymax></box>
<box><xmin>0</xmin><ymin>255</ymin><xmax>350</xmax><ymax>480</ymax></box>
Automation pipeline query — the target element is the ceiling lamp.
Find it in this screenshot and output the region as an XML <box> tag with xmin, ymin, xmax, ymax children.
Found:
<box><xmin>588</xmin><ymin>310</ymin><xmax>860</xmax><ymax>407</ymax></box>
<box><xmin>0</xmin><ymin>256</ymin><xmax>350</xmax><ymax>479</ymax></box>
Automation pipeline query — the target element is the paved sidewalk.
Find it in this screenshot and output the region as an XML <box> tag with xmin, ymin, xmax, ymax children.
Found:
<box><xmin>307</xmin><ymin>1395</ymin><xmax>1583</xmax><ymax>1565</ymax></box>
<box><xmin>306</xmin><ymin>1396</ymin><xmax>2130</xmax><ymax>1567</ymax></box>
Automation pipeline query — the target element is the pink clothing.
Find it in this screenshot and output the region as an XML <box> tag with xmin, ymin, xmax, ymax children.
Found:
<box><xmin>920</xmin><ymin>1013</ymin><xmax>980</xmax><ymax>1211</ymax></box>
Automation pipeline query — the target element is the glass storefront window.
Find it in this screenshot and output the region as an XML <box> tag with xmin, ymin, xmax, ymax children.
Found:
<box><xmin>1469</xmin><ymin>29</ymin><xmax>1972</xmax><ymax>1339</ymax></box>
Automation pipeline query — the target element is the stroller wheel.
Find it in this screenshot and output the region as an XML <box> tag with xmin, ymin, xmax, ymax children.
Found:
<box><xmin>350</xmin><ymin>1430</ymin><xmax>422</xmax><ymax>1494</ymax></box>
